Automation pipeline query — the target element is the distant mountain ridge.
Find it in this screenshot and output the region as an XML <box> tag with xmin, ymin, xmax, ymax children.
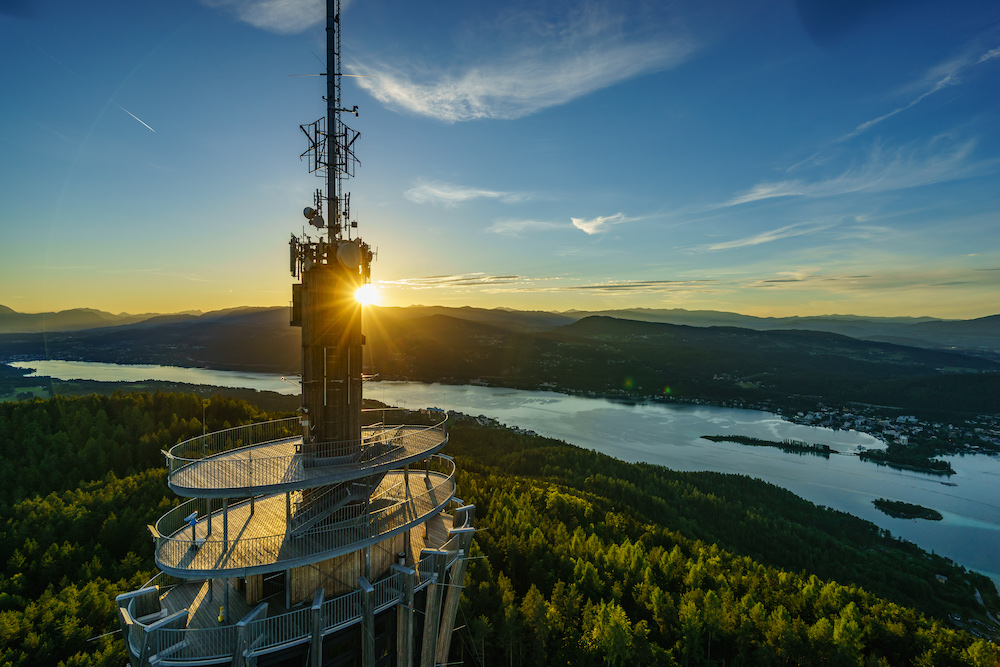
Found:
<box><xmin>0</xmin><ymin>305</ymin><xmax>201</xmax><ymax>333</ymax></box>
<box><xmin>558</xmin><ymin>308</ymin><xmax>1000</xmax><ymax>356</ymax></box>
<box><xmin>2</xmin><ymin>303</ymin><xmax>998</xmax><ymax>357</ymax></box>
<box><xmin>3</xmin><ymin>306</ymin><xmax>999</xmax><ymax>413</ymax></box>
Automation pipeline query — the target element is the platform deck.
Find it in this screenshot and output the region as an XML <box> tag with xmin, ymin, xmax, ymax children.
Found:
<box><xmin>169</xmin><ymin>426</ymin><xmax>446</xmax><ymax>495</ymax></box>
<box><xmin>162</xmin><ymin>516</ymin><xmax>454</xmax><ymax>631</ymax></box>
<box><xmin>157</xmin><ymin>470</ymin><xmax>454</xmax><ymax>576</ymax></box>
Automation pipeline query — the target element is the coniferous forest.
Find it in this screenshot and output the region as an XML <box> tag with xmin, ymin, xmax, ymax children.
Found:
<box><xmin>0</xmin><ymin>393</ymin><xmax>998</xmax><ymax>666</ymax></box>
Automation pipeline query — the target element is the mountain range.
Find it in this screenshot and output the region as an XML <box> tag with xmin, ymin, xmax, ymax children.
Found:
<box><xmin>2</xmin><ymin>304</ymin><xmax>998</xmax><ymax>357</ymax></box>
<box><xmin>2</xmin><ymin>304</ymin><xmax>999</xmax><ymax>414</ymax></box>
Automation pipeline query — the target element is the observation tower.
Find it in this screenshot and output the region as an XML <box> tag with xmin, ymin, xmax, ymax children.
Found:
<box><xmin>116</xmin><ymin>2</ymin><xmax>475</xmax><ymax>665</ymax></box>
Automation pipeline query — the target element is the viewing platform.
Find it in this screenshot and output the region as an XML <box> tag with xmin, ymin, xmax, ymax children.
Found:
<box><xmin>166</xmin><ymin>416</ymin><xmax>449</xmax><ymax>497</ymax></box>
<box><xmin>153</xmin><ymin>458</ymin><xmax>457</xmax><ymax>577</ymax></box>
<box><xmin>119</xmin><ymin>504</ymin><xmax>475</xmax><ymax>666</ymax></box>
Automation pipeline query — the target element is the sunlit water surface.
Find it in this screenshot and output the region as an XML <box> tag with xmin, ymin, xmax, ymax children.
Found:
<box><xmin>13</xmin><ymin>361</ymin><xmax>999</xmax><ymax>586</ymax></box>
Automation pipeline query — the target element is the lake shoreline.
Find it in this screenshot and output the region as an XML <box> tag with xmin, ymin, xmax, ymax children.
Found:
<box><xmin>5</xmin><ymin>359</ymin><xmax>1000</xmax><ymax>588</ymax></box>
<box><xmin>9</xmin><ymin>355</ymin><xmax>997</xmax><ymax>461</ymax></box>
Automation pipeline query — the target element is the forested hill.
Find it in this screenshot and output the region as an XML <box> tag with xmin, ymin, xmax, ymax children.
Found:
<box><xmin>1</xmin><ymin>393</ymin><xmax>998</xmax><ymax>665</ymax></box>
<box><xmin>5</xmin><ymin>303</ymin><xmax>999</xmax><ymax>355</ymax></box>
<box><xmin>362</xmin><ymin>314</ymin><xmax>1000</xmax><ymax>414</ymax></box>
<box><xmin>3</xmin><ymin>309</ymin><xmax>999</xmax><ymax>415</ymax></box>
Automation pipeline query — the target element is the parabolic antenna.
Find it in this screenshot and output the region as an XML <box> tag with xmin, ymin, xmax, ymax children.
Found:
<box><xmin>336</xmin><ymin>240</ymin><xmax>362</xmax><ymax>269</ymax></box>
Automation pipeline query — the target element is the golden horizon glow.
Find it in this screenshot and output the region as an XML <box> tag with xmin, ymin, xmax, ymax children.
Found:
<box><xmin>354</xmin><ymin>284</ymin><xmax>381</xmax><ymax>306</ymax></box>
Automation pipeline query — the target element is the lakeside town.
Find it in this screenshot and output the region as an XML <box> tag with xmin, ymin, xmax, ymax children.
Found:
<box><xmin>531</xmin><ymin>377</ymin><xmax>1000</xmax><ymax>461</ymax></box>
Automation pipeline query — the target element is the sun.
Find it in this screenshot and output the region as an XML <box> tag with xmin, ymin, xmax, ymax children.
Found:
<box><xmin>354</xmin><ymin>284</ymin><xmax>380</xmax><ymax>306</ymax></box>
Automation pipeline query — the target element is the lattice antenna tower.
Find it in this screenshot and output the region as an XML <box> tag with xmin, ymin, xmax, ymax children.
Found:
<box><xmin>300</xmin><ymin>0</ymin><xmax>360</xmax><ymax>240</ymax></box>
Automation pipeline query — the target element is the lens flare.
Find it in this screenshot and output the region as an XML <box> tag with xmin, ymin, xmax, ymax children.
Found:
<box><xmin>354</xmin><ymin>284</ymin><xmax>380</xmax><ymax>306</ymax></box>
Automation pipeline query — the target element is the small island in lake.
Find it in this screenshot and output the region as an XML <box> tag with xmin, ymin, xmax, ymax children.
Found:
<box><xmin>702</xmin><ymin>435</ymin><xmax>833</xmax><ymax>457</ymax></box>
<box><xmin>858</xmin><ymin>448</ymin><xmax>955</xmax><ymax>476</ymax></box>
<box><xmin>872</xmin><ymin>498</ymin><xmax>943</xmax><ymax>521</ymax></box>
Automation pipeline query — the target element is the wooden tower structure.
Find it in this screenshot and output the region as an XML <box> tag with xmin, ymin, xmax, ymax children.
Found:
<box><xmin>116</xmin><ymin>2</ymin><xmax>475</xmax><ymax>665</ymax></box>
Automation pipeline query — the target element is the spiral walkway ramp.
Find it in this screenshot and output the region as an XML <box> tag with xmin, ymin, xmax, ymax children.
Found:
<box><xmin>117</xmin><ymin>415</ymin><xmax>476</xmax><ymax>666</ymax></box>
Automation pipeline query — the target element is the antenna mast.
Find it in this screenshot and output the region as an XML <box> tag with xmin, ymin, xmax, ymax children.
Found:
<box><xmin>326</xmin><ymin>0</ymin><xmax>360</xmax><ymax>240</ymax></box>
<box><xmin>298</xmin><ymin>0</ymin><xmax>360</xmax><ymax>241</ymax></box>
<box><xmin>290</xmin><ymin>0</ymin><xmax>371</xmax><ymax>450</ymax></box>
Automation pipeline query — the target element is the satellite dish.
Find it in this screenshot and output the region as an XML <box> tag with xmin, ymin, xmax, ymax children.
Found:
<box><xmin>310</xmin><ymin>214</ymin><xmax>325</xmax><ymax>229</ymax></box>
<box><xmin>336</xmin><ymin>241</ymin><xmax>362</xmax><ymax>269</ymax></box>
<box><xmin>303</xmin><ymin>207</ymin><xmax>316</xmax><ymax>220</ymax></box>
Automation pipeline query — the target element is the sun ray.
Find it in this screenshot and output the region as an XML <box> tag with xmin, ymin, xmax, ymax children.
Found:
<box><xmin>355</xmin><ymin>284</ymin><xmax>380</xmax><ymax>306</ymax></box>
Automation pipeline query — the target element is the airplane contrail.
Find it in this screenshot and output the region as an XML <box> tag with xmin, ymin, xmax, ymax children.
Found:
<box><xmin>115</xmin><ymin>102</ymin><xmax>155</xmax><ymax>133</ymax></box>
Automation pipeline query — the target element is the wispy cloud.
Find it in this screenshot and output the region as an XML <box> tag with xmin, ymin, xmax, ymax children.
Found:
<box><xmin>352</xmin><ymin>7</ymin><xmax>695</xmax><ymax>121</ymax></box>
<box><xmin>487</xmin><ymin>219</ymin><xmax>569</xmax><ymax>236</ymax></box>
<box><xmin>722</xmin><ymin>138</ymin><xmax>985</xmax><ymax>207</ymax></box>
<box><xmin>405</xmin><ymin>181</ymin><xmax>531</xmax><ymax>206</ymax></box>
<box><xmin>702</xmin><ymin>222</ymin><xmax>834</xmax><ymax>251</ymax></box>
<box><xmin>977</xmin><ymin>47</ymin><xmax>1000</xmax><ymax>64</ymax></box>
<box><xmin>841</xmin><ymin>64</ymin><xmax>959</xmax><ymax>141</ymax></box>
<box><xmin>552</xmin><ymin>279</ymin><xmax>716</xmax><ymax>293</ymax></box>
<box><xmin>489</xmin><ymin>211</ymin><xmax>652</xmax><ymax>236</ymax></box>
<box><xmin>842</xmin><ymin>44</ymin><xmax>1000</xmax><ymax>140</ymax></box>
<box><xmin>743</xmin><ymin>265</ymin><xmax>1000</xmax><ymax>294</ymax></box>
<box><xmin>376</xmin><ymin>263</ymin><xmax>1000</xmax><ymax>305</ymax></box>
<box><xmin>199</xmin><ymin>0</ymin><xmax>335</xmax><ymax>34</ymax></box>
<box><xmin>571</xmin><ymin>212</ymin><xmax>633</xmax><ymax>235</ymax></box>
<box><xmin>379</xmin><ymin>273</ymin><xmax>717</xmax><ymax>296</ymax></box>
<box><xmin>378</xmin><ymin>274</ymin><xmax>531</xmax><ymax>289</ymax></box>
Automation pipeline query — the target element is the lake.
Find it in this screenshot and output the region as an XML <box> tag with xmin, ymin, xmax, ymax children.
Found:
<box><xmin>11</xmin><ymin>359</ymin><xmax>300</xmax><ymax>395</ymax></box>
<box><xmin>13</xmin><ymin>359</ymin><xmax>1000</xmax><ymax>586</ymax></box>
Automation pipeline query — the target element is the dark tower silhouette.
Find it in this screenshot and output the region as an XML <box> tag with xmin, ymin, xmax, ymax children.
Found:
<box><xmin>117</xmin><ymin>2</ymin><xmax>475</xmax><ymax>665</ymax></box>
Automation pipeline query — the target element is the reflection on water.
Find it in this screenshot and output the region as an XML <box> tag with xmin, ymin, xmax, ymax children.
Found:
<box><xmin>10</xmin><ymin>361</ymin><xmax>999</xmax><ymax>586</ymax></box>
<box><xmin>371</xmin><ymin>381</ymin><xmax>1000</xmax><ymax>587</ymax></box>
<box><xmin>11</xmin><ymin>360</ymin><xmax>299</xmax><ymax>395</ymax></box>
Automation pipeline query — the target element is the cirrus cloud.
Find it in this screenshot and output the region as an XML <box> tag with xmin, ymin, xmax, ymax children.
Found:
<box><xmin>199</xmin><ymin>0</ymin><xmax>340</xmax><ymax>34</ymax></box>
<box><xmin>721</xmin><ymin>138</ymin><xmax>986</xmax><ymax>208</ymax></box>
<box><xmin>571</xmin><ymin>212</ymin><xmax>631</xmax><ymax>235</ymax></box>
<box><xmin>487</xmin><ymin>219</ymin><xmax>570</xmax><ymax>236</ymax></box>
<box><xmin>405</xmin><ymin>181</ymin><xmax>532</xmax><ymax>206</ymax></box>
<box><xmin>352</xmin><ymin>6</ymin><xmax>696</xmax><ymax>122</ymax></box>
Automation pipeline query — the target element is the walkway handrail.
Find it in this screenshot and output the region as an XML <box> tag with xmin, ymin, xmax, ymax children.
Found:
<box><xmin>155</xmin><ymin>457</ymin><xmax>458</xmax><ymax>577</ymax></box>
<box><xmin>166</xmin><ymin>419</ymin><xmax>449</xmax><ymax>496</ymax></box>
<box><xmin>166</xmin><ymin>418</ymin><xmax>300</xmax><ymax>473</ymax></box>
<box><xmin>166</xmin><ymin>411</ymin><xmax>444</xmax><ymax>469</ymax></box>
<box><xmin>126</xmin><ymin>506</ymin><xmax>472</xmax><ymax>664</ymax></box>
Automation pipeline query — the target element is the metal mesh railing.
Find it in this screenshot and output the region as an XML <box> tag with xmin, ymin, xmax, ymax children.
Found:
<box><xmin>372</xmin><ymin>576</ymin><xmax>401</xmax><ymax>612</ymax></box>
<box><xmin>146</xmin><ymin>624</ymin><xmax>239</xmax><ymax>662</ymax></box>
<box><xmin>167</xmin><ymin>418</ymin><xmax>300</xmax><ymax>472</ymax></box>
<box><xmin>322</xmin><ymin>589</ymin><xmax>362</xmax><ymax>634</ymax></box>
<box><xmin>166</xmin><ymin>419</ymin><xmax>447</xmax><ymax>494</ymax></box>
<box><xmin>254</xmin><ymin>604</ymin><xmax>312</xmax><ymax>652</ymax></box>
<box><xmin>128</xmin><ymin>521</ymin><xmax>469</xmax><ymax>664</ymax></box>
<box><xmin>126</xmin><ymin>619</ymin><xmax>146</xmax><ymax>656</ymax></box>
<box><xmin>154</xmin><ymin>494</ymin><xmax>264</xmax><ymax>548</ymax></box>
<box><xmin>156</xmin><ymin>458</ymin><xmax>457</xmax><ymax>575</ymax></box>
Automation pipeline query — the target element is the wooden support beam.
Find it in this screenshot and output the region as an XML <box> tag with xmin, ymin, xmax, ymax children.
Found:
<box><xmin>419</xmin><ymin>553</ymin><xmax>446</xmax><ymax>667</ymax></box>
<box><xmin>392</xmin><ymin>564</ymin><xmax>416</xmax><ymax>667</ymax></box>
<box><xmin>435</xmin><ymin>533</ymin><xmax>473</xmax><ymax>665</ymax></box>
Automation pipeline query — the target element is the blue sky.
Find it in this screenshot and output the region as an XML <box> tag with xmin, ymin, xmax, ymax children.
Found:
<box><xmin>1</xmin><ymin>0</ymin><xmax>999</xmax><ymax>318</ymax></box>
